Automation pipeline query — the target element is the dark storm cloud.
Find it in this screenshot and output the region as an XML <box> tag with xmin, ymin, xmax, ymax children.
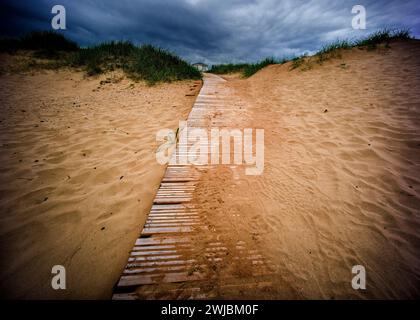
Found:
<box><xmin>1</xmin><ymin>0</ymin><xmax>419</xmax><ymax>64</ymax></box>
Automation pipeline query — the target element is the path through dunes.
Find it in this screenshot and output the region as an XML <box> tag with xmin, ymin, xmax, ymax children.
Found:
<box><xmin>113</xmin><ymin>41</ymin><xmax>420</xmax><ymax>300</ymax></box>
<box><xmin>112</xmin><ymin>74</ymin><xmax>278</xmax><ymax>299</ymax></box>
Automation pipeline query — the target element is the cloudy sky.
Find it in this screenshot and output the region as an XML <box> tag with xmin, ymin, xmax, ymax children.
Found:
<box><xmin>1</xmin><ymin>0</ymin><xmax>419</xmax><ymax>64</ymax></box>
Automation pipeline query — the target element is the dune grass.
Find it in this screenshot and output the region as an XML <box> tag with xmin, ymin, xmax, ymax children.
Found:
<box><xmin>69</xmin><ymin>42</ymin><xmax>201</xmax><ymax>83</ymax></box>
<box><xmin>0</xmin><ymin>31</ymin><xmax>201</xmax><ymax>84</ymax></box>
<box><xmin>0</xmin><ymin>31</ymin><xmax>79</xmax><ymax>60</ymax></box>
<box><xmin>315</xmin><ymin>40</ymin><xmax>352</xmax><ymax>64</ymax></box>
<box><xmin>19</xmin><ymin>31</ymin><xmax>79</xmax><ymax>52</ymax></box>
<box><xmin>354</xmin><ymin>28</ymin><xmax>411</xmax><ymax>48</ymax></box>
<box><xmin>210</xmin><ymin>28</ymin><xmax>413</xmax><ymax>75</ymax></box>
<box><xmin>210</xmin><ymin>57</ymin><xmax>285</xmax><ymax>78</ymax></box>
<box><xmin>209</xmin><ymin>63</ymin><xmax>250</xmax><ymax>74</ymax></box>
<box><xmin>289</xmin><ymin>57</ymin><xmax>304</xmax><ymax>70</ymax></box>
<box><xmin>291</xmin><ymin>28</ymin><xmax>413</xmax><ymax>70</ymax></box>
<box><xmin>125</xmin><ymin>44</ymin><xmax>202</xmax><ymax>84</ymax></box>
<box><xmin>243</xmin><ymin>57</ymin><xmax>281</xmax><ymax>77</ymax></box>
<box><xmin>1</xmin><ymin>28</ymin><xmax>413</xmax><ymax>79</ymax></box>
<box><xmin>68</xmin><ymin>41</ymin><xmax>136</xmax><ymax>76</ymax></box>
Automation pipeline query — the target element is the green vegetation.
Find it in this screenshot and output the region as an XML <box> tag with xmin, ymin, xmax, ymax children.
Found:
<box><xmin>0</xmin><ymin>31</ymin><xmax>78</xmax><ymax>59</ymax></box>
<box><xmin>243</xmin><ymin>57</ymin><xmax>281</xmax><ymax>77</ymax></box>
<box><xmin>19</xmin><ymin>31</ymin><xmax>79</xmax><ymax>52</ymax></box>
<box><xmin>211</xmin><ymin>28</ymin><xmax>413</xmax><ymax>75</ymax></box>
<box><xmin>68</xmin><ymin>41</ymin><xmax>201</xmax><ymax>83</ymax></box>
<box><xmin>0</xmin><ymin>28</ymin><xmax>413</xmax><ymax>79</ymax></box>
<box><xmin>208</xmin><ymin>63</ymin><xmax>249</xmax><ymax>74</ymax></box>
<box><xmin>354</xmin><ymin>28</ymin><xmax>411</xmax><ymax>49</ymax></box>
<box><xmin>289</xmin><ymin>56</ymin><xmax>304</xmax><ymax>70</ymax></box>
<box><xmin>291</xmin><ymin>28</ymin><xmax>413</xmax><ymax>70</ymax></box>
<box><xmin>210</xmin><ymin>57</ymin><xmax>285</xmax><ymax>78</ymax></box>
<box><xmin>127</xmin><ymin>45</ymin><xmax>202</xmax><ymax>84</ymax></box>
<box><xmin>316</xmin><ymin>40</ymin><xmax>351</xmax><ymax>64</ymax></box>
<box><xmin>0</xmin><ymin>31</ymin><xmax>201</xmax><ymax>84</ymax></box>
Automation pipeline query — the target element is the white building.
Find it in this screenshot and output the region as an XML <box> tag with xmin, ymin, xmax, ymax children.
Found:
<box><xmin>192</xmin><ymin>62</ymin><xmax>209</xmax><ymax>72</ymax></box>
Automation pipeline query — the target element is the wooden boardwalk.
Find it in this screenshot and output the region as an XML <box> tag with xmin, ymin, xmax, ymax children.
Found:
<box><xmin>112</xmin><ymin>74</ymin><xmax>273</xmax><ymax>299</ymax></box>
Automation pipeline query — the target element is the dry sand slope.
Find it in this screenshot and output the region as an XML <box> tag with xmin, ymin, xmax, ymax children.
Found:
<box><xmin>196</xmin><ymin>40</ymin><xmax>420</xmax><ymax>299</ymax></box>
<box><xmin>0</xmin><ymin>64</ymin><xmax>201</xmax><ymax>299</ymax></box>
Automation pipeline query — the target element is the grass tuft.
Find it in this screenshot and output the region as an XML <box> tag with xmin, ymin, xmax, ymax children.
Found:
<box><xmin>211</xmin><ymin>28</ymin><xmax>414</xmax><ymax>74</ymax></box>
<box><xmin>208</xmin><ymin>63</ymin><xmax>249</xmax><ymax>74</ymax></box>
<box><xmin>70</xmin><ymin>42</ymin><xmax>201</xmax><ymax>84</ymax></box>
<box><xmin>1</xmin><ymin>32</ymin><xmax>201</xmax><ymax>84</ymax></box>
<box><xmin>316</xmin><ymin>40</ymin><xmax>351</xmax><ymax>63</ymax></box>
<box><xmin>243</xmin><ymin>57</ymin><xmax>279</xmax><ymax>77</ymax></box>
<box><xmin>296</xmin><ymin>28</ymin><xmax>413</xmax><ymax>69</ymax></box>
<box><xmin>290</xmin><ymin>57</ymin><xmax>304</xmax><ymax>70</ymax></box>
<box><xmin>126</xmin><ymin>45</ymin><xmax>202</xmax><ymax>84</ymax></box>
<box><xmin>69</xmin><ymin>41</ymin><xmax>137</xmax><ymax>75</ymax></box>
<box><xmin>19</xmin><ymin>31</ymin><xmax>79</xmax><ymax>52</ymax></box>
<box><xmin>1</xmin><ymin>28</ymin><xmax>413</xmax><ymax>79</ymax></box>
<box><xmin>354</xmin><ymin>28</ymin><xmax>412</xmax><ymax>50</ymax></box>
<box><xmin>0</xmin><ymin>31</ymin><xmax>79</xmax><ymax>58</ymax></box>
<box><xmin>210</xmin><ymin>57</ymin><xmax>286</xmax><ymax>77</ymax></box>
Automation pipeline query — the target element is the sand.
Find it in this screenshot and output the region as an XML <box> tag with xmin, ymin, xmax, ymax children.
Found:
<box><xmin>0</xmin><ymin>62</ymin><xmax>201</xmax><ymax>299</ymax></box>
<box><xmin>1</xmin><ymin>39</ymin><xmax>420</xmax><ymax>300</ymax></box>
<box><xmin>193</xmin><ymin>40</ymin><xmax>420</xmax><ymax>299</ymax></box>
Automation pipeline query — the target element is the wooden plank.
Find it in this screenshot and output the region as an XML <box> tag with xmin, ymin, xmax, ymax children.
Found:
<box><xmin>153</xmin><ymin>199</ymin><xmax>192</xmax><ymax>204</ymax></box>
<box><xmin>128</xmin><ymin>254</ymin><xmax>182</xmax><ymax>262</ymax></box>
<box><xmin>127</xmin><ymin>259</ymin><xmax>197</xmax><ymax>268</ymax></box>
<box><xmin>118</xmin><ymin>271</ymin><xmax>206</xmax><ymax>287</ymax></box>
<box><xmin>135</xmin><ymin>237</ymin><xmax>192</xmax><ymax>246</ymax></box>
<box><xmin>130</xmin><ymin>250</ymin><xmax>179</xmax><ymax>256</ymax></box>
<box><xmin>151</xmin><ymin>204</ymin><xmax>195</xmax><ymax>211</ymax></box>
<box><xmin>123</xmin><ymin>264</ymin><xmax>207</xmax><ymax>275</ymax></box>
<box><xmin>141</xmin><ymin>226</ymin><xmax>194</xmax><ymax>235</ymax></box>
<box><xmin>113</xmin><ymin>74</ymin><xmax>275</xmax><ymax>300</ymax></box>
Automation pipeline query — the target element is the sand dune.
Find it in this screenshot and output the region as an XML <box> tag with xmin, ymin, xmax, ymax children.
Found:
<box><xmin>0</xmin><ymin>64</ymin><xmax>201</xmax><ymax>299</ymax></box>
<box><xmin>194</xmin><ymin>40</ymin><xmax>420</xmax><ymax>298</ymax></box>
<box><xmin>1</xmin><ymin>39</ymin><xmax>419</xmax><ymax>300</ymax></box>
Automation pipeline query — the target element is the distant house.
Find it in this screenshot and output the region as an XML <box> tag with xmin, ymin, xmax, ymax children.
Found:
<box><xmin>192</xmin><ymin>62</ymin><xmax>208</xmax><ymax>72</ymax></box>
